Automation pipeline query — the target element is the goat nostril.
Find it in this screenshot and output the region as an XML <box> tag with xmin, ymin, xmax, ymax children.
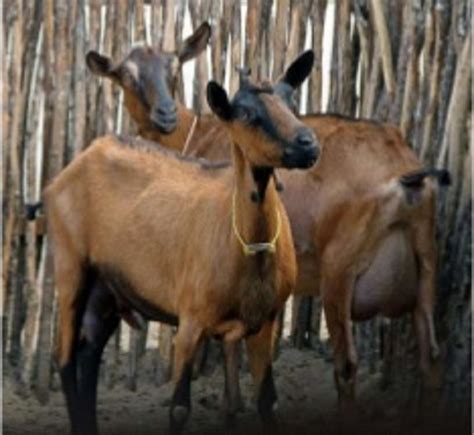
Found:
<box><xmin>156</xmin><ymin>104</ymin><xmax>176</xmax><ymax>116</ymax></box>
<box><xmin>296</xmin><ymin>134</ymin><xmax>316</xmax><ymax>148</ymax></box>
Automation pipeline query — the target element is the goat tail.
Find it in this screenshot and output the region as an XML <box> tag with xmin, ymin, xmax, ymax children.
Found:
<box><xmin>25</xmin><ymin>201</ymin><xmax>43</xmax><ymax>221</ymax></box>
<box><xmin>397</xmin><ymin>168</ymin><xmax>450</xmax><ymax>206</ymax></box>
<box><xmin>399</xmin><ymin>168</ymin><xmax>451</xmax><ymax>189</ymax></box>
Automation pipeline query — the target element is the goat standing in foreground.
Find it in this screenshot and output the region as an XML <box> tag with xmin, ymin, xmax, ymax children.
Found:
<box><xmin>87</xmin><ymin>22</ymin><xmax>447</xmax><ymax>420</ymax></box>
<box><xmin>45</xmin><ymin>71</ymin><xmax>319</xmax><ymax>434</ymax></box>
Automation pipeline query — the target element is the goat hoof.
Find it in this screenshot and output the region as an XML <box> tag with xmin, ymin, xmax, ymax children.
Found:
<box><xmin>171</xmin><ymin>405</ymin><xmax>190</xmax><ymax>424</ymax></box>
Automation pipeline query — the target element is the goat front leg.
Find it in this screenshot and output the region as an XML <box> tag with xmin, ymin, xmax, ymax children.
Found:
<box><xmin>222</xmin><ymin>341</ymin><xmax>244</xmax><ymax>425</ymax></box>
<box><xmin>169</xmin><ymin>318</ymin><xmax>203</xmax><ymax>435</ymax></box>
<box><xmin>55</xmin><ymin>250</ymin><xmax>85</xmax><ymax>435</ymax></box>
<box><xmin>245</xmin><ymin>318</ymin><xmax>279</xmax><ymax>426</ymax></box>
<box><xmin>214</xmin><ymin>319</ymin><xmax>246</xmax><ymax>426</ymax></box>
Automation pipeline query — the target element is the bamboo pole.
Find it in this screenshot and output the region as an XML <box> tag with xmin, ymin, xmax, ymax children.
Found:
<box><xmin>389</xmin><ymin>1</ymin><xmax>415</xmax><ymax>125</ymax></box>
<box><xmin>229</xmin><ymin>0</ymin><xmax>241</xmax><ymax>95</ymax></box>
<box><xmin>437</xmin><ymin>31</ymin><xmax>471</xmax><ymax>246</ymax></box>
<box><xmin>36</xmin><ymin>0</ymin><xmax>71</xmax><ymax>403</ymax></box>
<box><xmin>272</xmin><ymin>0</ymin><xmax>289</xmax><ymax>80</ymax></box>
<box><xmin>353</xmin><ymin>1</ymin><xmax>370</xmax><ymax>114</ymax></box>
<box><xmin>219</xmin><ymin>0</ymin><xmax>233</xmax><ymax>83</ymax></box>
<box><xmin>285</xmin><ymin>0</ymin><xmax>302</xmax><ymax>69</ymax></box>
<box><xmin>245</xmin><ymin>0</ymin><xmax>261</xmax><ymax>78</ymax></box>
<box><xmin>72</xmin><ymin>0</ymin><xmax>86</xmax><ymax>156</ymax></box>
<box><xmin>97</xmin><ymin>0</ymin><xmax>116</xmax><ymax>136</ymax></box>
<box><xmin>115</xmin><ymin>0</ymin><xmax>132</xmax><ymax>136</ymax></box>
<box><xmin>335</xmin><ymin>0</ymin><xmax>353</xmax><ymax>115</ymax></box>
<box><xmin>258</xmin><ymin>0</ymin><xmax>273</xmax><ymax>80</ymax></box>
<box><xmin>284</xmin><ymin>0</ymin><xmax>304</xmax><ymax>110</ymax></box>
<box><xmin>135</xmin><ymin>0</ymin><xmax>146</xmax><ymax>42</ymax></box>
<box><xmin>370</xmin><ymin>0</ymin><xmax>396</xmax><ymax>99</ymax></box>
<box><xmin>151</xmin><ymin>0</ymin><xmax>163</xmax><ymax>48</ymax></box>
<box><xmin>85</xmin><ymin>0</ymin><xmax>101</xmax><ymax>143</ymax></box>
<box><xmin>399</xmin><ymin>17</ymin><xmax>423</xmax><ymax>138</ymax></box>
<box><xmin>436</xmin><ymin>32</ymin><xmax>471</xmax><ymax>170</ymax></box>
<box><xmin>2</xmin><ymin>32</ymin><xmax>12</xmax><ymax>296</ymax></box>
<box><xmin>174</xmin><ymin>0</ymin><xmax>186</xmax><ymax>102</ymax></box>
<box><xmin>21</xmin><ymin>4</ymin><xmax>44</xmax><ymax>387</ymax></box>
<box><xmin>419</xmin><ymin>1</ymin><xmax>450</xmax><ymax>161</ymax></box>
<box><xmin>361</xmin><ymin>37</ymin><xmax>381</xmax><ymax>118</ymax></box>
<box><xmin>210</xmin><ymin>0</ymin><xmax>223</xmax><ymax>83</ymax></box>
<box><xmin>308</xmin><ymin>0</ymin><xmax>326</xmax><ymax>112</ymax></box>
<box><xmin>22</xmin><ymin>91</ymin><xmax>45</xmax><ymax>389</ymax></box>
<box><xmin>3</xmin><ymin>0</ymin><xmax>23</xmax><ymax>321</ymax></box>
<box><xmin>189</xmin><ymin>0</ymin><xmax>211</xmax><ymax>112</ymax></box>
<box><xmin>162</xmin><ymin>0</ymin><xmax>175</xmax><ymax>51</ymax></box>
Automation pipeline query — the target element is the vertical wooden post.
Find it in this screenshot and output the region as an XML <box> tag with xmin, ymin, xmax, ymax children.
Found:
<box><xmin>308</xmin><ymin>0</ymin><xmax>327</xmax><ymax>113</ymax></box>
<box><xmin>229</xmin><ymin>0</ymin><xmax>241</xmax><ymax>95</ymax></box>
<box><xmin>35</xmin><ymin>0</ymin><xmax>70</xmax><ymax>403</ymax></box>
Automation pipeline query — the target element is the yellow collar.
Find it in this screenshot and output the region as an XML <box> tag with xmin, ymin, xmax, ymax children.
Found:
<box><xmin>231</xmin><ymin>191</ymin><xmax>281</xmax><ymax>256</ymax></box>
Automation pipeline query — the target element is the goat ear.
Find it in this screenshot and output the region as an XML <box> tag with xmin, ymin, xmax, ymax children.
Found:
<box><xmin>279</xmin><ymin>50</ymin><xmax>314</xmax><ymax>89</ymax></box>
<box><xmin>207</xmin><ymin>81</ymin><xmax>233</xmax><ymax>121</ymax></box>
<box><xmin>274</xmin><ymin>50</ymin><xmax>314</xmax><ymax>112</ymax></box>
<box><xmin>178</xmin><ymin>22</ymin><xmax>211</xmax><ymax>63</ymax></box>
<box><xmin>86</xmin><ymin>51</ymin><xmax>115</xmax><ymax>78</ymax></box>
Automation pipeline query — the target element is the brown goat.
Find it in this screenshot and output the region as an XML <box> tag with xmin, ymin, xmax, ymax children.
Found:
<box><xmin>87</xmin><ymin>25</ymin><xmax>447</xmax><ymax>418</ymax></box>
<box><xmin>46</xmin><ymin>72</ymin><xmax>319</xmax><ymax>434</ymax></box>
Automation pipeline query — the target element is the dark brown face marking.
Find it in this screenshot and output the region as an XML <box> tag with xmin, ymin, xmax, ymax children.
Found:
<box><xmin>207</xmin><ymin>80</ymin><xmax>320</xmax><ymax>170</ymax></box>
<box><xmin>117</xmin><ymin>47</ymin><xmax>179</xmax><ymax>134</ymax></box>
<box><xmin>87</xmin><ymin>22</ymin><xmax>211</xmax><ymax>136</ymax></box>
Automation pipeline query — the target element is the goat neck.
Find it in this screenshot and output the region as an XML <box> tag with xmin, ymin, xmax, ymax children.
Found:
<box><xmin>231</xmin><ymin>144</ymin><xmax>281</xmax><ymax>258</ymax></box>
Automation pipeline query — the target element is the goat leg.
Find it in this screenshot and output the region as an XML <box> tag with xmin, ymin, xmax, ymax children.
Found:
<box><xmin>245</xmin><ymin>318</ymin><xmax>279</xmax><ymax>427</ymax></box>
<box><xmin>169</xmin><ymin>318</ymin><xmax>203</xmax><ymax>435</ymax></box>
<box><xmin>322</xmin><ymin>273</ymin><xmax>358</xmax><ymax>424</ymax></box>
<box><xmin>54</xmin><ymin>247</ymin><xmax>85</xmax><ymax>435</ymax></box>
<box><xmin>222</xmin><ymin>341</ymin><xmax>244</xmax><ymax>426</ymax></box>
<box><xmin>75</xmin><ymin>283</ymin><xmax>119</xmax><ymax>435</ymax></box>
<box><xmin>412</xmin><ymin>205</ymin><xmax>442</xmax><ymax>418</ymax></box>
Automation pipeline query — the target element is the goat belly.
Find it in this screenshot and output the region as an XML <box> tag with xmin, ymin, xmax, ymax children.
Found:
<box><xmin>96</xmin><ymin>263</ymin><xmax>179</xmax><ymax>327</ymax></box>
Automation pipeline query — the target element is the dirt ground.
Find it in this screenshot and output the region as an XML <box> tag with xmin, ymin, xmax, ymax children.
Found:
<box><xmin>3</xmin><ymin>345</ymin><xmax>470</xmax><ymax>435</ymax></box>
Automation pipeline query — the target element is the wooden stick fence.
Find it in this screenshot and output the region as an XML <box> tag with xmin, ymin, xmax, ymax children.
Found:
<box><xmin>2</xmin><ymin>0</ymin><xmax>471</xmax><ymax>413</ymax></box>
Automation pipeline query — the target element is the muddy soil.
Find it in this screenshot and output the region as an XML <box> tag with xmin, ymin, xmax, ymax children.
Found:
<box><xmin>3</xmin><ymin>345</ymin><xmax>469</xmax><ymax>435</ymax></box>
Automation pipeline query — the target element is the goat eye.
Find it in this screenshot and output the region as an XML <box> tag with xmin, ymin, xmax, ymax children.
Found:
<box><xmin>237</xmin><ymin>107</ymin><xmax>256</xmax><ymax>124</ymax></box>
<box><xmin>121</xmin><ymin>70</ymin><xmax>137</xmax><ymax>87</ymax></box>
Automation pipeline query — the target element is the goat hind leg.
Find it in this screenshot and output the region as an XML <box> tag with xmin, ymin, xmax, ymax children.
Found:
<box><xmin>414</xmin><ymin>301</ymin><xmax>442</xmax><ymax>419</ymax></box>
<box><xmin>412</xmin><ymin>216</ymin><xmax>441</xmax><ymax>416</ymax></box>
<box><xmin>75</xmin><ymin>283</ymin><xmax>119</xmax><ymax>435</ymax></box>
<box><xmin>323</xmin><ymin>298</ymin><xmax>358</xmax><ymax>419</ymax></box>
